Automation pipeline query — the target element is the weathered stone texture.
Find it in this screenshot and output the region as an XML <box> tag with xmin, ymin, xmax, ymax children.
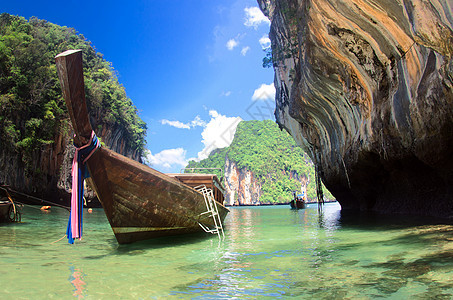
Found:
<box><xmin>224</xmin><ymin>157</ymin><xmax>309</xmax><ymax>205</ymax></box>
<box><xmin>224</xmin><ymin>157</ymin><xmax>261</xmax><ymax>205</ymax></box>
<box><xmin>0</xmin><ymin>122</ymin><xmax>141</xmax><ymax>205</ymax></box>
<box><xmin>259</xmin><ymin>0</ymin><xmax>453</xmax><ymax>217</ymax></box>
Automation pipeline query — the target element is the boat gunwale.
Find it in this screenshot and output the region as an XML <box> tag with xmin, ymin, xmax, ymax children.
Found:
<box><xmin>55</xmin><ymin>49</ymin><xmax>229</xmax><ymax>243</ymax></box>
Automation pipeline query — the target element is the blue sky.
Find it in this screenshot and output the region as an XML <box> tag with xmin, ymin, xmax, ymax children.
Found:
<box><xmin>2</xmin><ymin>0</ymin><xmax>276</xmax><ymax>173</ymax></box>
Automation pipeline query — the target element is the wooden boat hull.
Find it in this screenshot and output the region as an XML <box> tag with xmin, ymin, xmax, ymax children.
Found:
<box><xmin>55</xmin><ymin>49</ymin><xmax>229</xmax><ymax>244</ymax></box>
<box><xmin>290</xmin><ymin>199</ymin><xmax>306</xmax><ymax>210</ymax></box>
<box><xmin>0</xmin><ymin>201</ymin><xmax>12</xmax><ymax>223</ymax></box>
<box><xmin>87</xmin><ymin>147</ymin><xmax>229</xmax><ymax>244</ymax></box>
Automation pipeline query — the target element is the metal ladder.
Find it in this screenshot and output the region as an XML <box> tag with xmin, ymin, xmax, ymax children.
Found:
<box><xmin>195</xmin><ymin>185</ymin><xmax>225</xmax><ymax>239</ymax></box>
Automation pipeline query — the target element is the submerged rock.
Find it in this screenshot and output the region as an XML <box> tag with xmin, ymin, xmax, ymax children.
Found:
<box><xmin>258</xmin><ymin>0</ymin><xmax>453</xmax><ymax>217</ymax></box>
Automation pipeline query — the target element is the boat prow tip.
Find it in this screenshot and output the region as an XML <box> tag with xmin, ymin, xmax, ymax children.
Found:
<box><xmin>55</xmin><ymin>49</ymin><xmax>82</xmax><ymax>59</ymax></box>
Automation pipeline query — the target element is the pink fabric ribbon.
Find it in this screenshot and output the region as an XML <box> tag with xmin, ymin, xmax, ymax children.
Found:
<box><xmin>67</xmin><ymin>131</ymin><xmax>100</xmax><ymax>244</ymax></box>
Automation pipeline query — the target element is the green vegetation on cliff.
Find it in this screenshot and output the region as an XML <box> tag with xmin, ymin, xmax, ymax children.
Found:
<box><xmin>0</xmin><ymin>13</ymin><xmax>146</xmax><ymax>175</ymax></box>
<box><xmin>187</xmin><ymin>120</ymin><xmax>332</xmax><ymax>204</ymax></box>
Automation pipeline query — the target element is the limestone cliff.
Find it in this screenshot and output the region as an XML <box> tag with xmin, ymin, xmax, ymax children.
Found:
<box><xmin>224</xmin><ymin>156</ymin><xmax>310</xmax><ymax>205</ymax></box>
<box><xmin>187</xmin><ymin>120</ymin><xmax>330</xmax><ymax>205</ymax></box>
<box><xmin>0</xmin><ymin>122</ymin><xmax>142</xmax><ymax>205</ymax></box>
<box><xmin>258</xmin><ymin>0</ymin><xmax>453</xmax><ymax>217</ymax></box>
<box><xmin>0</xmin><ymin>14</ymin><xmax>146</xmax><ymax>205</ymax></box>
<box><xmin>224</xmin><ymin>157</ymin><xmax>262</xmax><ymax>205</ymax></box>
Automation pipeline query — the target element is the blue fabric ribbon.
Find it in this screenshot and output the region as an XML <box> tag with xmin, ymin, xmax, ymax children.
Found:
<box><xmin>67</xmin><ymin>131</ymin><xmax>100</xmax><ymax>244</ymax></box>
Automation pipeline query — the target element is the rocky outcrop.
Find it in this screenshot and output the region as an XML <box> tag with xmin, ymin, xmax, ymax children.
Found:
<box><xmin>259</xmin><ymin>0</ymin><xmax>453</xmax><ymax>217</ymax></box>
<box><xmin>224</xmin><ymin>157</ymin><xmax>309</xmax><ymax>205</ymax></box>
<box><xmin>0</xmin><ymin>14</ymin><xmax>146</xmax><ymax>206</ymax></box>
<box><xmin>0</xmin><ymin>129</ymin><xmax>69</xmax><ymax>201</ymax></box>
<box><xmin>0</xmin><ymin>122</ymin><xmax>141</xmax><ymax>205</ymax></box>
<box><xmin>224</xmin><ymin>157</ymin><xmax>261</xmax><ymax>205</ymax></box>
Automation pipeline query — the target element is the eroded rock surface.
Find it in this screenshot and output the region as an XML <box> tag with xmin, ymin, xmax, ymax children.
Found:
<box><xmin>223</xmin><ymin>157</ymin><xmax>309</xmax><ymax>205</ymax></box>
<box><xmin>224</xmin><ymin>157</ymin><xmax>262</xmax><ymax>205</ymax></box>
<box><xmin>0</xmin><ymin>123</ymin><xmax>141</xmax><ymax>206</ymax></box>
<box><xmin>259</xmin><ymin>0</ymin><xmax>453</xmax><ymax>217</ymax></box>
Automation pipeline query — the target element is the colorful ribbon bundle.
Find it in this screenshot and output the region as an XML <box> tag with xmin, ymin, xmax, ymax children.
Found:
<box><xmin>67</xmin><ymin>131</ymin><xmax>101</xmax><ymax>244</ymax></box>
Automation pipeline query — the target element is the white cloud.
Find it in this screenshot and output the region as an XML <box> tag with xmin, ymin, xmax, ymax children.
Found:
<box><xmin>145</xmin><ymin>148</ymin><xmax>188</xmax><ymax>170</ymax></box>
<box><xmin>226</xmin><ymin>38</ymin><xmax>239</xmax><ymax>50</ymax></box>
<box><xmin>197</xmin><ymin>110</ymin><xmax>242</xmax><ymax>160</ymax></box>
<box><xmin>221</xmin><ymin>91</ymin><xmax>232</xmax><ymax>97</ymax></box>
<box><xmin>156</xmin><ymin>111</ymin><xmax>242</xmax><ymax>164</ymax></box>
<box><xmin>241</xmin><ymin>46</ymin><xmax>250</xmax><ymax>56</ymax></box>
<box><xmin>160</xmin><ymin>115</ymin><xmax>206</xmax><ymax>129</ymax></box>
<box><xmin>190</xmin><ymin>115</ymin><xmax>206</xmax><ymax>127</ymax></box>
<box><xmin>259</xmin><ymin>35</ymin><xmax>271</xmax><ymax>49</ymax></box>
<box><xmin>252</xmin><ymin>83</ymin><xmax>276</xmax><ymax>101</ymax></box>
<box><xmin>244</xmin><ymin>7</ymin><xmax>270</xmax><ymax>29</ymax></box>
<box><xmin>160</xmin><ymin>119</ymin><xmax>190</xmax><ymax>129</ymax></box>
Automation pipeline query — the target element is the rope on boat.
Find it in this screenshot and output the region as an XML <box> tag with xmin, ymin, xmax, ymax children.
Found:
<box><xmin>50</xmin><ymin>235</ymin><xmax>67</xmax><ymax>244</ymax></box>
<box><xmin>0</xmin><ymin>186</ymin><xmax>70</xmax><ymax>211</ymax></box>
<box><xmin>0</xmin><ymin>186</ymin><xmax>21</xmax><ymax>222</ymax></box>
<box><xmin>67</xmin><ymin>131</ymin><xmax>100</xmax><ymax>244</ymax></box>
<box><xmin>6</xmin><ymin>190</ymin><xmax>19</xmax><ymax>222</ymax></box>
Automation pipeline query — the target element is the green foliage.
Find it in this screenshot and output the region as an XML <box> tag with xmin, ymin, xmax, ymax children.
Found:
<box><xmin>0</xmin><ymin>13</ymin><xmax>146</xmax><ymax>176</ymax></box>
<box><xmin>186</xmin><ymin>147</ymin><xmax>228</xmax><ymax>181</ymax></box>
<box><xmin>262</xmin><ymin>40</ymin><xmax>299</xmax><ymax>69</ymax></box>
<box><xmin>187</xmin><ymin>120</ymin><xmax>333</xmax><ymax>204</ymax></box>
<box><xmin>261</xmin><ymin>2</ymin><xmax>300</xmax><ymax>69</ymax></box>
<box><xmin>262</xmin><ymin>47</ymin><xmax>274</xmax><ymax>68</ymax></box>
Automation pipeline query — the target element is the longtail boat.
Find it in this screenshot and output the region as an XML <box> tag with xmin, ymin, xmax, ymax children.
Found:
<box><xmin>0</xmin><ymin>201</ymin><xmax>13</xmax><ymax>223</ymax></box>
<box><xmin>55</xmin><ymin>49</ymin><xmax>229</xmax><ymax>244</ymax></box>
<box><xmin>290</xmin><ymin>192</ymin><xmax>306</xmax><ymax>210</ymax></box>
<box><xmin>0</xmin><ymin>186</ymin><xmax>21</xmax><ymax>223</ymax></box>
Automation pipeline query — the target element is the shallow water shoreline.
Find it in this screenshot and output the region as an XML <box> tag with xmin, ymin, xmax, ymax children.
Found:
<box><xmin>1</xmin><ymin>202</ymin><xmax>452</xmax><ymax>299</ymax></box>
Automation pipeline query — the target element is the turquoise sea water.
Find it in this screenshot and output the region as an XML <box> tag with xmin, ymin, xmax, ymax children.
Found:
<box><xmin>1</xmin><ymin>202</ymin><xmax>452</xmax><ymax>299</ymax></box>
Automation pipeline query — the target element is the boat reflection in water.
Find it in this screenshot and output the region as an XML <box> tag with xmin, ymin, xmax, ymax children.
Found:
<box><xmin>69</xmin><ymin>266</ymin><xmax>86</xmax><ymax>298</ymax></box>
